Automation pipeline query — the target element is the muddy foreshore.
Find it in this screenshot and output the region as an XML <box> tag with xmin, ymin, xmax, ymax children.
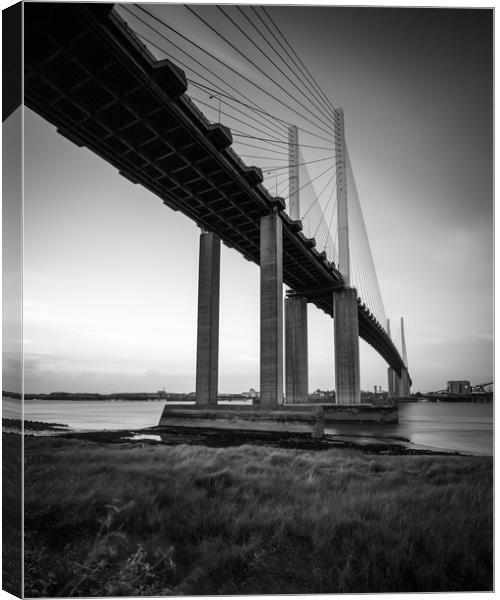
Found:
<box><xmin>6</xmin><ymin>419</ymin><xmax>465</xmax><ymax>456</ymax></box>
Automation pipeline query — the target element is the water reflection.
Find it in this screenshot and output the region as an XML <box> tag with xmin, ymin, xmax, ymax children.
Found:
<box><xmin>125</xmin><ymin>433</ymin><xmax>163</xmax><ymax>442</ymax></box>
<box><xmin>326</xmin><ymin>402</ymin><xmax>492</xmax><ymax>455</ymax></box>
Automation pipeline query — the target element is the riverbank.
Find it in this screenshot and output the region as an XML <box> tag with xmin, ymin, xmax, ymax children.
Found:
<box><xmin>13</xmin><ymin>424</ymin><xmax>493</xmax><ymax>595</ymax></box>
<box><xmin>3</xmin><ymin>418</ymin><xmax>469</xmax><ymax>455</ymax></box>
<box><xmin>52</xmin><ymin>427</ymin><xmax>469</xmax><ymax>455</ymax></box>
<box><xmin>14</xmin><ymin>398</ymin><xmax>493</xmax><ymax>454</ymax></box>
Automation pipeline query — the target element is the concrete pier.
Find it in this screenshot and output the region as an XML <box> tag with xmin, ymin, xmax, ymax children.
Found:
<box><xmin>285</xmin><ymin>295</ymin><xmax>308</xmax><ymax>403</ymax></box>
<box><xmin>398</xmin><ymin>318</ymin><xmax>411</xmax><ymax>397</ymax></box>
<box><xmin>387</xmin><ymin>367</ymin><xmax>396</xmax><ymax>397</ymax></box>
<box><xmin>159</xmin><ymin>404</ymin><xmax>324</xmax><ymax>437</ymax></box>
<box><xmin>158</xmin><ymin>403</ymin><xmax>398</xmax><ymax>436</ymax></box>
<box><xmin>334</xmin><ymin>287</ymin><xmax>360</xmax><ymax>404</ymax></box>
<box><xmin>386</xmin><ymin>319</ymin><xmax>396</xmax><ymax>397</ymax></box>
<box><xmin>195</xmin><ymin>231</ymin><xmax>220</xmax><ymax>405</ymax></box>
<box><xmin>260</xmin><ymin>211</ymin><xmax>283</xmax><ymax>406</ymax></box>
<box><xmin>398</xmin><ymin>366</ymin><xmax>411</xmax><ymax>397</ymax></box>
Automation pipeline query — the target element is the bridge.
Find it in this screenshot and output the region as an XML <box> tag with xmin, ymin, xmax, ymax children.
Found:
<box><xmin>21</xmin><ymin>3</ymin><xmax>411</xmax><ymax>409</ymax></box>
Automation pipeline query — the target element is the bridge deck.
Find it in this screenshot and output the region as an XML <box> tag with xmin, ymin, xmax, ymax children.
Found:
<box><xmin>24</xmin><ymin>3</ymin><xmax>406</xmax><ymax>375</ymax></box>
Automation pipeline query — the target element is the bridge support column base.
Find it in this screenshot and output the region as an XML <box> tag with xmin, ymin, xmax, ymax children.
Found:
<box><xmin>334</xmin><ymin>287</ymin><xmax>360</xmax><ymax>404</ymax></box>
<box><xmin>260</xmin><ymin>212</ymin><xmax>283</xmax><ymax>407</ymax></box>
<box><xmin>387</xmin><ymin>367</ymin><xmax>396</xmax><ymax>397</ymax></box>
<box><xmin>195</xmin><ymin>231</ymin><xmax>220</xmax><ymax>406</ymax></box>
<box><xmin>285</xmin><ymin>295</ymin><xmax>308</xmax><ymax>403</ymax></box>
<box><xmin>397</xmin><ymin>367</ymin><xmax>411</xmax><ymax>397</ymax></box>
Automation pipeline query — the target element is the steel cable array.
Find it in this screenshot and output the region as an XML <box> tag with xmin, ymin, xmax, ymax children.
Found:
<box><xmin>117</xmin><ymin>4</ymin><xmax>387</xmax><ymax>330</ymax></box>
<box><xmin>345</xmin><ymin>148</ymin><xmax>387</xmax><ymax>330</ymax></box>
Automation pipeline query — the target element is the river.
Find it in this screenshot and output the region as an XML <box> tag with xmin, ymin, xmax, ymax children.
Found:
<box><xmin>4</xmin><ymin>398</ymin><xmax>493</xmax><ymax>455</ymax></box>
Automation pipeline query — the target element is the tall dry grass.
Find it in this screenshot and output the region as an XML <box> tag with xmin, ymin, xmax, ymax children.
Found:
<box><xmin>3</xmin><ymin>433</ymin><xmax>22</xmax><ymax>596</ymax></box>
<box><xmin>23</xmin><ymin>436</ymin><xmax>492</xmax><ymax>596</ymax></box>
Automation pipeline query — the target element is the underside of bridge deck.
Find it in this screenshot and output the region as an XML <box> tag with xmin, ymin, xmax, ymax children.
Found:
<box><xmin>23</xmin><ymin>2</ymin><xmax>408</xmax><ymax>379</ymax></box>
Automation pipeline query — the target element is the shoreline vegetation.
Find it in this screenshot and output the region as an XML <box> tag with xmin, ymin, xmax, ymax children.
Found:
<box><xmin>3</xmin><ymin>419</ymin><xmax>493</xmax><ymax>595</ymax></box>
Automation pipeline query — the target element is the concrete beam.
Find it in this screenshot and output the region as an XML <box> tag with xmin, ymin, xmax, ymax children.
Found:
<box><xmin>286</xmin><ymin>282</ymin><xmax>344</xmax><ymax>299</ymax></box>
<box><xmin>195</xmin><ymin>231</ymin><xmax>220</xmax><ymax>405</ymax></box>
<box><xmin>334</xmin><ymin>287</ymin><xmax>360</xmax><ymax>404</ymax></box>
<box><xmin>260</xmin><ymin>212</ymin><xmax>283</xmax><ymax>406</ymax></box>
<box><xmin>285</xmin><ymin>295</ymin><xmax>308</xmax><ymax>403</ymax></box>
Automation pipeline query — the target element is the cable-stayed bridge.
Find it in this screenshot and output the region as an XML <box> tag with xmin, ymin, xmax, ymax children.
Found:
<box><xmin>22</xmin><ymin>3</ymin><xmax>411</xmax><ymax>406</ymax></box>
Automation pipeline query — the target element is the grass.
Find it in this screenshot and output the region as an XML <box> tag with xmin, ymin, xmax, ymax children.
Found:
<box><xmin>22</xmin><ymin>435</ymin><xmax>492</xmax><ymax>596</ymax></box>
<box><xmin>3</xmin><ymin>433</ymin><xmax>22</xmax><ymax>597</ymax></box>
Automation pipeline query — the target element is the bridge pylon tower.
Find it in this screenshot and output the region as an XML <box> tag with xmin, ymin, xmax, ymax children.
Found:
<box><xmin>334</xmin><ymin>108</ymin><xmax>360</xmax><ymax>404</ymax></box>
<box><xmin>288</xmin><ymin>124</ymin><xmax>300</xmax><ymax>221</ymax></box>
<box><xmin>285</xmin><ymin>125</ymin><xmax>309</xmax><ymax>404</ymax></box>
<box><xmin>387</xmin><ymin>317</ymin><xmax>411</xmax><ymax>398</ymax></box>
<box><xmin>386</xmin><ymin>319</ymin><xmax>397</xmax><ymax>397</ymax></box>
<box><xmin>397</xmin><ymin>317</ymin><xmax>411</xmax><ymax>396</ymax></box>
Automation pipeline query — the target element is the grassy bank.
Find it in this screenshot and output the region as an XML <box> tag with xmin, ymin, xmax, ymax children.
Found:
<box><xmin>3</xmin><ymin>433</ymin><xmax>22</xmax><ymax>597</ymax></box>
<box><xmin>23</xmin><ymin>435</ymin><xmax>492</xmax><ymax>596</ymax></box>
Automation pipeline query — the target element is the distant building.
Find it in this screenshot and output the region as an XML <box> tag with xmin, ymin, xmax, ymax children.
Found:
<box><xmin>241</xmin><ymin>388</ymin><xmax>258</xmax><ymax>399</ymax></box>
<box><xmin>309</xmin><ymin>389</ymin><xmax>335</xmax><ymax>402</ymax></box>
<box><xmin>447</xmin><ymin>380</ymin><xmax>471</xmax><ymax>395</ymax></box>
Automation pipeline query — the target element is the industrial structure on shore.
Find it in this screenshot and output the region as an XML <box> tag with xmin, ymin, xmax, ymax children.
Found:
<box><xmin>425</xmin><ymin>381</ymin><xmax>493</xmax><ymax>403</ymax></box>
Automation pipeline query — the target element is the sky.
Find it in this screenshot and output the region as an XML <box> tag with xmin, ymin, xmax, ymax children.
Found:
<box><xmin>4</xmin><ymin>3</ymin><xmax>493</xmax><ymax>395</ymax></box>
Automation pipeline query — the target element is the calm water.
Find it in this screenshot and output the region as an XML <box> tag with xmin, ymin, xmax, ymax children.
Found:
<box><xmin>324</xmin><ymin>402</ymin><xmax>493</xmax><ymax>455</ymax></box>
<box><xmin>4</xmin><ymin>398</ymin><xmax>493</xmax><ymax>455</ymax></box>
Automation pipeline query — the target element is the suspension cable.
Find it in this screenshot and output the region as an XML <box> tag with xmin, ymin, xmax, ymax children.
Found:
<box><xmin>260</xmin><ymin>6</ymin><xmax>340</xmax><ymax>123</ymax></box>
<box><xmin>185</xmin><ymin>6</ymin><xmax>336</xmax><ymax>136</ymax></box>
<box><xmin>218</xmin><ymin>6</ymin><xmax>337</xmax><ymax>132</ymax></box>
<box><xmin>121</xmin><ymin>6</ymin><xmax>291</xmax><ymax>141</ymax></box>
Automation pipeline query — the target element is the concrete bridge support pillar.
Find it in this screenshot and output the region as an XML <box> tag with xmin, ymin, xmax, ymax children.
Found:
<box><xmin>393</xmin><ymin>371</ymin><xmax>402</xmax><ymax>397</ymax></box>
<box><xmin>195</xmin><ymin>230</ymin><xmax>220</xmax><ymax>405</ymax></box>
<box><xmin>334</xmin><ymin>287</ymin><xmax>360</xmax><ymax>404</ymax></box>
<box><xmin>260</xmin><ymin>211</ymin><xmax>283</xmax><ymax>406</ymax></box>
<box><xmin>387</xmin><ymin>367</ymin><xmax>396</xmax><ymax>397</ymax></box>
<box><xmin>285</xmin><ymin>295</ymin><xmax>308</xmax><ymax>403</ymax></box>
<box><xmin>398</xmin><ymin>367</ymin><xmax>411</xmax><ymax>397</ymax></box>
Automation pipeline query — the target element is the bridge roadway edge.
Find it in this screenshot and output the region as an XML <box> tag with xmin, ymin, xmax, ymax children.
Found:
<box><xmin>23</xmin><ymin>2</ymin><xmax>408</xmax><ymax>379</ymax></box>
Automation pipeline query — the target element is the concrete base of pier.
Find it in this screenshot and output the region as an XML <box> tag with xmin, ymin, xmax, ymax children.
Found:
<box><xmin>398</xmin><ymin>367</ymin><xmax>411</xmax><ymax>397</ymax></box>
<box><xmin>321</xmin><ymin>403</ymin><xmax>398</xmax><ymax>423</ymax></box>
<box><xmin>334</xmin><ymin>287</ymin><xmax>361</xmax><ymax>404</ymax></box>
<box><xmin>195</xmin><ymin>231</ymin><xmax>220</xmax><ymax>406</ymax></box>
<box><xmin>387</xmin><ymin>367</ymin><xmax>396</xmax><ymax>397</ymax></box>
<box><xmin>285</xmin><ymin>295</ymin><xmax>308</xmax><ymax>403</ymax></box>
<box><xmin>159</xmin><ymin>404</ymin><xmax>325</xmax><ymax>438</ymax></box>
<box><xmin>159</xmin><ymin>403</ymin><xmax>398</xmax><ymax>437</ymax></box>
<box><xmin>260</xmin><ymin>212</ymin><xmax>284</xmax><ymax>407</ymax></box>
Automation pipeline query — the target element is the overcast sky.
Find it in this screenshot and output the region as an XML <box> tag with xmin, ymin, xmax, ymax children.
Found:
<box><xmin>6</xmin><ymin>4</ymin><xmax>493</xmax><ymax>394</ymax></box>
